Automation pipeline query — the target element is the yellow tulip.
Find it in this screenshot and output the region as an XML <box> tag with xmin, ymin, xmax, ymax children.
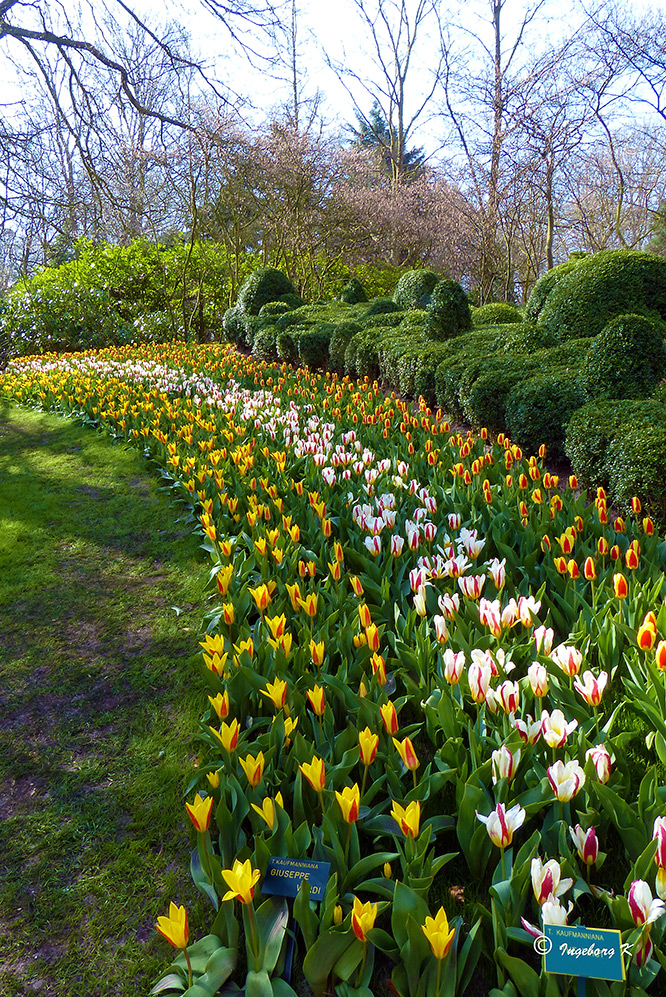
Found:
<box><xmin>266</xmin><ymin>613</ymin><xmax>287</xmax><ymax>639</ymax></box>
<box><xmin>359</xmin><ymin>727</ymin><xmax>379</xmax><ymax>766</ymax></box>
<box><xmin>335</xmin><ymin>784</ymin><xmax>360</xmax><ymax>823</ymax></box>
<box><xmin>156</xmin><ymin>901</ymin><xmax>189</xmax><ymax>949</ymax></box>
<box><xmin>309</xmin><ymin>638</ymin><xmax>325</xmax><ymax>666</ymax></box>
<box><xmin>261</xmin><ymin>678</ymin><xmax>287</xmax><ymax>710</ymax></box>
<box><xmin>300</xmin><ymin>756</ymin><xmax>326</xmax><ymax>792</ymax></box>
<box><xmin>251</xmin><ymin>794</ymin><xmax>282</xmax><ymax>829</ymax></box>
<box><xmin>422</xmin><ymin>907</ymin><xmax>455</xmax><ymax>960</ymax></box>
<box><xmin>185</xmin><ymin>794</ymin><xmax>214</xmax><ymax>833</ymax></box>
<box><xmin>221</xmin><ymin>858</ymin><xmax>261</xmax><ymax>904</ymax></box>
<box><xmin>209</xmin><ymin>718</ymin><xmax>239</xmax><ymax>752</ymax></box>
<box><xmin>391</xmin><ymin>799</ymin><xmax>420</xmax><ymax>839</ymax></box>
<box><xmin>239</xmin><ymin>751</ymin><xmax>265</xmax><ymax>787</ymax></box>
<box><xmin>307</xmin><ymin>684</ymin><xmax>326</xmax><ymax>716</ymax></box>
<box><xmin>351</xmin><ymin>896</ymin><xmax>377</xmax><ymax>942</ymax></box>
<box><xmin>392</xmin><ymin>735</ymin><xmax>420</xmax><ymax>771</ymax></box>
<box><xmin>249</xmin><ymin>583</ymin><xmax>271</xmax><ymax>611</ymax></box>
<box><xmin>207</xmin><ymin>691</ymin><xmax>230</xmax><ymax>719</ymax></box>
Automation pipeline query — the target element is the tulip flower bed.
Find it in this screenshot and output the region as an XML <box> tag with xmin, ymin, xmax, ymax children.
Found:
<box><xmin>4</xmin><ymin>341</ymin><xmax>666</xmax><ymax>997</ymax></box>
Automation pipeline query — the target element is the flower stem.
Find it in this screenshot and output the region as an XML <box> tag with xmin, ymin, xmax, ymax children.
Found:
<box><xmin>184</xmin><ymin>947</ymin><xmax>193</xmax><ymax>990</ymax></box>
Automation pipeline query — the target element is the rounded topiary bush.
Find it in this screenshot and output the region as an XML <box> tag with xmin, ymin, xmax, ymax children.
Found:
<box><xmin>364</xmin><ymin>297</ymin><xmax>402</xmax><ymax>318</ymax></box>
<box><xmin>362</xmin><ymin>311</ymin><xmax>404</xmax><ymax>330</ymax></box>
<box><xmin>472</xmin><ymin>303</ymin><xmax>523</xmax><ymax>327</ymax></box>
<box><xmin>524</xmin><ymin>259</ymin><xmax>581</xmax><ymax>324</ymax></box>
<box><xmin>345</xmin><ymin>329</ymin><xmax>379</xmax><ymax>379</ymax></box>
<box><xmin>581</xmin><ymin>313</ymin><xmax>666</xmax><ymax>400</ymax></box>
<box><xmin>528</xmin><ymin>250</ymin><xmax>666</xmax><ymax>340</ymax></box>
<box><xmin>341</xmin><ymin>277</ymin><xmax>368</xmax><ymax>304</ymax></box>
<box><xmin>279</xmin><ymin>292</ymin><xmax>304</xmax><ymax>309</ymax></box>
<box><xmin>393</xmin><ymin>270</ymin><xmax>439</xmax><ymax>310</ymax></box>
<box><xmin>505</xmin><ymin>369</ymin><xmax>586</xmax><ymax>459</ymax></box>
<box><xmin>464</xmin><ymin>359</ymin><xmax>536</xmax><ymax>432</ymax></box>
<box><xmin>237</xmin><ymin>268</ymin><xmax>297</xmax><ymax>316</ymax></box>
<box><xmin>425</xmin><ymin>279</ymin><xmax>472</xmax><ymax>341</ymax></box>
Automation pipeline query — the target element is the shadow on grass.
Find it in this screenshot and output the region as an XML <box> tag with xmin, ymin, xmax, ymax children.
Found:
<box><xmin>0</xmin><ymin>406</ymin><xmax>212</xmax><ymax>997</ymax></box>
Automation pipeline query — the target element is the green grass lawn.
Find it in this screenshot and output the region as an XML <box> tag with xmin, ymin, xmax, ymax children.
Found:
<box><xmin>0</xmin><ymin>403</ymin><xmax>210</xmax><ymax>997</ymax></box>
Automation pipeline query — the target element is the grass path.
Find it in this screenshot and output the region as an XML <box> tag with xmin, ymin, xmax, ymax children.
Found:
<box><xmin>0</xmin><ymin>403</ymin><xmax>209</xmax><ymax>997</ymax></box>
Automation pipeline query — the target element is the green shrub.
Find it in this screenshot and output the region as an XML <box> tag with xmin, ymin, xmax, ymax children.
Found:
<box><xmin>364</xmin><ymin>297</ymin><xmax>402</xmax><ymax>318</ymax></box>
<box><xmin>393</xmin><ymin>269</ymin><xmax>439</xmax><ymax>310</ymax></box>
<box><xmin>530</xmin><ymin>337</ymin><xmax>593</xmax><ymax>367</ymax></box>
<box><xmin>505</xmin><ymin>369</ymin><xmax>586</xmax><ymax>459</ymax></box>
<box><xmin>362</xmin><ymin>311</ymin><xmax>405</xmax><ymax>330</ymax></box>
<box><xmin>399</xmin><ymin>310</ymin><xmax>428</xmax><ymax>331</ymax></box>
<box><xmin>258</xmin><ymin>301</ymin><xmax>290</xmax><ymax>317</ymax></box>
<box><xmin>253</xmin><ymin>326</ymin><xmax>278</xmax><ymax>362</ymax></box>
<box><xmin>530</xmin><ymin>250</ymin><xmax>666</xmax><ymax>340</ymax></box>
<box><xmin>340</xmin><ymin>278</ymin><xmax>368</xmax><ymax>304</ymax></box>
<box><xmin>345</xmin><ymin>329</ymin><xmax>379</xmax><ymax>379</ymax></box>
<box><xmin>330</xmin><ymin>321</ymin><xmax>362</xmax><ymax>374</ymax></box>
<box><xmin>222</xmin><ymin>306</ymin><xmax>247</xmax><ymax>346</ymax></box>
<box><xmin>464</xmin><ymin>358</ymin><xmax>536</xmax><ymax>432</ymax></box>
<box><xmin>565</xmin><ymin>399</ymin><xmax>665</xmax><ymax>489</ymax></box>
<box><xmin>472</xmin><ymin>303</ymin><xmax>523</xmax><ymax>327</ymax></box>
<box><xmin>298</xmin><ymin>329</ymin><xmax>333</xmax><ymax>369</ymax></box>
<box><xmin>582</xmin><ymin>313</ymin><xmax>666</xmax><ymax>400</ymax></box>
<box><xmin>274</xmin><ymin>309</ymin><xmax>307</xmax><ymax>331</ymax></box>
<box><xmin>605</xmin><ymin>416</ymin><xmax>666</xmax><ymax>518</ymax></box>
<box><xmin>425</xmin><ymin>280</ymin><xmax>472</xmax><ymax>341</ymax></box>
<box><xmin>501</xmin><ymin>322</ymin><xmax>560</xmax><ymax>353</ymax></box>
<box><xmin>433</xmin><ymin>338</ymin><xmax>492</xmax><ymax>417</ymax></box>
<box><xmin>237</xmin><ymin>268</ymin><xmax>297</xmax><ymax>316</ymax></box>
<box><xmin>280</xmin><ymin>292</ymin><xmax>305</xmax><ymax>309</ymax></box>
<box><xmin>524</xmin><ymin>259</ymin><xmax>581</xmax><ymax>324</ymax></box>
<box><xmin>653</xmin><ymin>380</ymin><xmax>666</xmax><ymax>404</ymax></box>
<box><xmin>277</xmin><ymin>329</ymin><xmax>300</xmax><ymax>364</ymax></box>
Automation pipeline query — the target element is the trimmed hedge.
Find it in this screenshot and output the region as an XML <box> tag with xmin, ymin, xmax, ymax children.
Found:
<box><xmin>582</xmin><ymin>313</ymin><xmax>666</xmax><ymax>400</ymax></box>
<box><xmin>565</xmin><ymin>399</ymin><xmax>666</xmax><ymax>489</ymax></box>
<box><xmin>237</xmin><ymin>268</ymin><xmax>298</xmax><ymax>316</ymax></box>
<box><xmin>605</xmin><ymin>419</ymin><xmax>666</xmax><ymax>518</ymax></box>
<box><xmin>472</xmin><ymin>303</ymin><xmax>523</xmax><ymax>327</ymax></box>
<box><xmin>425</xmin><ymin>279</ymin><xmax>472</xmax><ymax>342</ymax></box>
<box><xmin>330</xmin><ymin>321</ymin><xmax>363</xmax><ymax>374</ymax></box>
<box><xmin>529</xmin><ymin>250</ymin><xmax>666</xmax><ymax>340</ymax></box>
<box><xmin>340</xmin><ymin>278</ymin><xmax>368</xmax><ymax>304</ymax></box>
<box><xmin>505</xmin><ymin>369</ymin><xmax>586</xmax><ymax>460</ymax></box>
<box><xmin>393</xmin><ymin>270</ymin><xmax>439</xmax><ymax>310</ymax></box>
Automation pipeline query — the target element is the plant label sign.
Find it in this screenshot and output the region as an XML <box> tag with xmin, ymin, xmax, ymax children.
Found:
<box><xmin>262</xmin><ymin>857</ymin><xmax>330</xmax><ymax>902</ymax></box>
<box><xmin>544</xmin><ymin>924</ymin><xmax>625</xmax><ymax>982</ymax></box>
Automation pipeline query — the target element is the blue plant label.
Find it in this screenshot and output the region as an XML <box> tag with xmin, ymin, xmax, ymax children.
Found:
<box><xmin>262</xmin><ymin>857</ymin><xmax>330</xmax><ymax>902</ymax></box>
<box><xmin>544</xmin><ymin>924</ymin><xmax>625</xmax><ymax>981</ymax></box>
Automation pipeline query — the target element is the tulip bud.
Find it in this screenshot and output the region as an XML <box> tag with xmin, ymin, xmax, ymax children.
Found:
<box><xmin>570</xmin><ymin>824</ymin><xmax>598</xmax><ymax>866</ymax></box>
<box><xmin>334</xmin><ymin>905</ymin><xmax>343</xmax><ymax>925</ymax></box>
